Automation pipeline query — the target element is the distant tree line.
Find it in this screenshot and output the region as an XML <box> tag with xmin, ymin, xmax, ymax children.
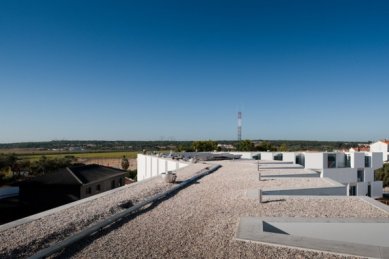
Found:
<box><xmin>0</xmin><ymin>154</ymin><xmax>74</xmax><ymax>185</ymax></box>
<box><xmin>0</xmin><ymin>139</ymin><xmax>366</xmax><ymax>153</ymax></box>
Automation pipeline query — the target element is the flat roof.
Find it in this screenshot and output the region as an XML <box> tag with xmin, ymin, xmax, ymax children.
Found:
<box><xmin>1</xmin><ymin>160</ymin><xmax>388</xmax><ymax>258</ymax></box>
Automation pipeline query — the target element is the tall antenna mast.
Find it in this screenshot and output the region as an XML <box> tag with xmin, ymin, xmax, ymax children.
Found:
<box><xmin>237</xmin><ymin>111</ymin><xmax>242</xmax><ymax>141</ymax></box>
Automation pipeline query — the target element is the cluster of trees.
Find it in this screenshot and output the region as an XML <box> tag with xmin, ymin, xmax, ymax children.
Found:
<box><xmin>178</xmin><ymin>140</ymin><xmax>284</xmax><ymax>152</ymax></box>
<box><xmin>189</xmin><ymin>140</ymin><xmax>282</xmax><ymax>152</ymax></box>
<box><xmin>192</xmin><ymin>141</ymin><xmax>218</xmax><ymax>152</ymax></box>
<box><xmin>375</xmin><ymin>163</ymin><xmax>389</xmax><ymax>187</ymax></box>
<box><xmin>236</xmin><ymin>140</ymin><xmax>278</xmax><ymax>151</ymax></box>
<box><xmin>0</xmin><ymin>154</ymin><xmax>75</xmax><ymax>185</ymax></box>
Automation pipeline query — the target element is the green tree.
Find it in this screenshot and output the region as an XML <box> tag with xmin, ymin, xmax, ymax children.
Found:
<box><xmin>30</xmin><ymin>156</ymin><xmax>74</xmax><ymax>176</ymax></box>
<box><xmin>255</xmin><ymin>141</ymin><xmax>276</xmax><ymax>151</ymax></box>
<box><xmin>121</xmin><ymin>156</ymin><xmax>130</xmax><ymax>170</ymax></box>
<box><xmin>236</xmin><ymin>140</ymin><xmax>255</xmax><ymax>151</ymax></box>
<box><xmin>192</xmin><ymin>140</ymin><xmax>218</xmax><ymax>152</ymax></box>
<box><xmin>278</xmin><ymin>143</ymin><xmax>288</xmax><ymax>151</ymax></box>
<box><xmin>375</xmin><ymin>164</ymin><xmax>389</xmax><ymax>187</ymax></box>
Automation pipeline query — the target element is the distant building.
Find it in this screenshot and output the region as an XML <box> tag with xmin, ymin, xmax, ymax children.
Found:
<box><xmin>217</xmin><ymin>144</ymin><xmax>235</xmax><ymax>151</ymax></box>
<box><xmin>18</xmin><ymin>164</ymin><xmax>126</xmax><ymax>210</ymax></box>
<box><xmin>349</xmin><ymin>146</ymin><xmax>370</xmax><ymax>152</ymax></box>
<box><xmin>370</xmin><ymin>140</ymin><xmax>389</xmax><ymax>162</ymax></box>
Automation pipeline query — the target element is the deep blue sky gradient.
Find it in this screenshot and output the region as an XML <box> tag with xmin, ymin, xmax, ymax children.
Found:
<box><xmin>0</xmin><ymin>0</ymin><xmax>388</xmax><ymax>142</ymax></box>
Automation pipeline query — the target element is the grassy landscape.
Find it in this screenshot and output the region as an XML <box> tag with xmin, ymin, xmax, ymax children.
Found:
<box><xmin>11</xmin><ymin>151</ymin><xmax>138</xmax><ymax>161</ymax></box>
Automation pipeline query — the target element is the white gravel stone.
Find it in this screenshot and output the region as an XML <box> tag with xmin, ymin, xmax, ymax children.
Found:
<box><xmin>1</xmin><ymin>160</ymin><xmax>388</xmax><ymax>258</ymax></box>
<box><xmin>0</xmin><ymin>163</ymin><xmax>209</xmax><ymax>258</ymax></box>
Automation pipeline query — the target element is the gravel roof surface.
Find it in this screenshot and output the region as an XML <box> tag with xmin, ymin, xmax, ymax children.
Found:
<box><xmin>39</xmin><ymin>160</ymin><xmax>389</xmax><ymax>259</ymax></box>
<box><xmin>0</xmin><ymin>163</ymin><xmax>209</xmax><ymax>258</ymax></box>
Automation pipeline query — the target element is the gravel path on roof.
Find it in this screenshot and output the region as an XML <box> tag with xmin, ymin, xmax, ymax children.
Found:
<box><xmin>56</xmin><ymin>160</ymin><xmax>388</xmax><ymax>259</ymax></box>
<box><xmin>0</xmin><ymin>163</ymin><xmax>209</xmax><ymax>258</ymax></box>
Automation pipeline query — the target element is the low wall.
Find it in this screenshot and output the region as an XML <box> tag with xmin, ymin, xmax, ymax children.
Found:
<box><xmin>228</xmin><ymin>152</ymin><xmax>255</xmax><ymax>159</ymax></box>
<box><xmin>262</xmin><ymin>186</ymin><xmax>347</xmax><ymax>196</ymax></box>
<box><xmin>322</xmin><ymin>168</ymin><xmax>357</xmax><ymax>184</ymax></box>
<box><xmin>137</xmin><ymin>155</ymin><xmax>189</xmax><ymax>181</ymax></box>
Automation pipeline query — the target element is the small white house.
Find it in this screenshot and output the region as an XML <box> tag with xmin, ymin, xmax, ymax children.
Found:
<box><xmin>303</xmin><ymin>152</ymin><xmax>383</xmax><ymax>198</ymax></box>
<box><xmin>370</xmin><ymin>140</ymin><xmax>389</xmax><ymax>162</ymax></box>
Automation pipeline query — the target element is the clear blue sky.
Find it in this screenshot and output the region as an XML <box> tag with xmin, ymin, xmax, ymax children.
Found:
<box><xmin>0</xmin><ymin>0</ymin><xmax>388</xmax><ymax>143</ymax></box>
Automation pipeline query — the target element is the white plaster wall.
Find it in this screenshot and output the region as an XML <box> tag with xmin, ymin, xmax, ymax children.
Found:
<box><xmin>146</xmin><ymin>156</ymin><xmax>152</xmax><ymax>179</ymax></box>
<box><xmin>282</xmin><ymin>152</ymin><xmax>296</xmax><ymax>163</ymax></box>
<box><xmin>364</xmin><ymin>168</ymin><xmax>374</xmax><ymax>183</ymax></box>
<box><xmin>370</xmin><ymin>152</ymin><xmax>383</xmax><ymax>170</ymax></box>
<box><xmin>322</xmin><ymin>168</ymin><xmax>357</xmax><ymax>184</ymax></box>
<box><xmin>137</xmin><ymin>154</ymin><xmax>189</xmax><ymax>181</ymax></box>
<box><xmin>151</xmin><ymin>157</ymin><xmax>159</xmax><ymax>178</ymax></box>
<box><xmin>304</xmin><ymin>153</ymin><xmax>324</xmax><ymax>169</ymax></box>
<box><xmin>351</xmin><ymin>152</ymin><xmax>365</xmax><ymax>169</ymax></box>
<box><xmin>159</xmin><ymin>159</ymin><xmax>167</xmax><ymax>175</ymax></box>
<box><xmin>356</xmin><ymin>182</ymin><xmax>368</xmax><ymax>196</ymax></box>
<box><xmin>371</xmin><ymin>181</ymin><xmax>383</xmax><ymax>198</ymax></box>
<box><xmin>167</xmin><ymin>160</ymin><xmax>178</xmax><ymax>171</ymax></box>
<box><xmin>260</xmin><ymin>152</ymin><xmax>274</xmax><ymax>161</ymax></box>
<box><xmin>137</xmin><ymin>154</ymin><xmax>147</xmax><ymax>181</ymax></box>
<box><xmin>370</xmin><ymin>142</ymin><xmax>388</xmax><ymax>162</ymax></box>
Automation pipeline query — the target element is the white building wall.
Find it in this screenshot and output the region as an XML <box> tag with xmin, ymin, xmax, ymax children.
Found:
<box><xmin>282</xmin><ymin>152</ymin><xmax>296</xmax><ymax>163</ymax></box>
<box><xmin>137</xmin><ymin>155</ymin><xmax>146</xmax><ymax>181</ymax></box>
<box><xmin>322</xmin><ymin>168</ymin><xmax>357</xmax><ymax>184</ymax></box>
<box><xmin>167</xmin><ymin>160</ymin><xmax>177</xmax><ymax>171</ymax></box>
<box><xmin>260</xmin><ymin>152</ymin><xmax>274</xmax><ymax>161</ymax></box>
<box><xmin>159</xmin><ymin>159</ymin><xmax>167</xmax><ymax>176</ymax></box>
<box><xmin>370</xmin><ymin>152</ymin><xmax>383</xmax><ymax>170</ymax></box>
<box><xmin>371</xmin><ymin>181</ymin><xmax>383</xmax><ymax>198</ymax></box>
<box><xmin>370</xmin><ymin>141</ymin><xmax>388</xmax><ymax>162</ymax></box>
<box><xmin>151</xmin><ymin>157</ymin><xmax>159</xmax><ymax>178</ymax></box>
<box><xmin>364</xmin><ymin>168</ymin><xmax>374</xmax><ymax>183</ymax></box>
<box><xmin>304</xmin><ymin>153</ymin><xmax>324</xmax><ymax>169</ymax></box>
<box><xmin>356</xmin><ymin>182</ymin><xmax>368</xmax><ymax>196</ymax></box>
<box><xmin>351</xmin><ymin>152</ymin><xmax>365</xmax><ymax>169</ymax></box>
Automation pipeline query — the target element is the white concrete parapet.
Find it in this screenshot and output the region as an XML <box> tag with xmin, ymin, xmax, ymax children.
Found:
<box><xmin>137</xmin><ymin>154</ymin><xmax>189</xmax><ymax>181</ymax></box>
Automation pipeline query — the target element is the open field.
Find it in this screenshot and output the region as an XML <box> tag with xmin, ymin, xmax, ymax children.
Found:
<box><xmin>0</xmin><ymin>151</ymin><xmax>138</xmax><ymax>161</ymax></box>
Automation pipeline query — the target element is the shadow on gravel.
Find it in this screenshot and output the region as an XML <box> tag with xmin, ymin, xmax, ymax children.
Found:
<box><xmin>174</xmin><ymin>180</ymin><xmax>200</xmax><ymax>184</ymax></box>
<box><xmin>46</xmin><ymin>178</ymin><xmax>207</xmax><ymax>259</ymax></box>
<box><xmin>262</xmin><ymin>199</ymin><xmax>286</xmax><ymax>203</ymax></box>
